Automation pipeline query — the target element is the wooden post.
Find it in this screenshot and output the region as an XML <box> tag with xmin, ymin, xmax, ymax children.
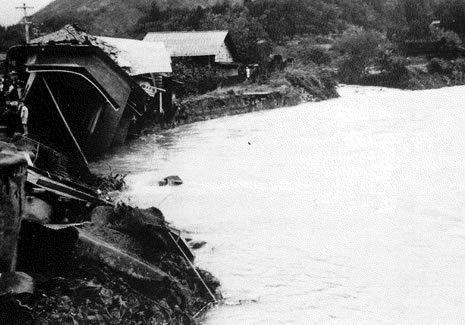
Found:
<box><xmin>0</xmin><ymin>144</ymin><xmax>27</xmax><ymax>272</ymax></box>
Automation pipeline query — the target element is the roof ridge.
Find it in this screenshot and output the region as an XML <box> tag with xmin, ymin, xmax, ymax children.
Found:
<box><xmin>145</xmin><ymin>30</ymin><xmax>228</xmax><ymax>34</ymax></box>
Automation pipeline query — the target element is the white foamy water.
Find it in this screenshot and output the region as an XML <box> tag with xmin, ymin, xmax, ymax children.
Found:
<box><xmin>91</xmin><ymin>85</ymin><xmax>465</xmax><ymax>324</ymax></box>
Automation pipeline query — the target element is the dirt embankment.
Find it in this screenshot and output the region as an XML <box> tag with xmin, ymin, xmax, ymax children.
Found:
<box><xmin>143</xmin><ymin>75</ymin><xmax>339</xmax><ymax>133</ymax></box>
<box><xmin>2</xmin><ymin>200</ymin><xmax>220</xmax><ymax>325</ymax></box>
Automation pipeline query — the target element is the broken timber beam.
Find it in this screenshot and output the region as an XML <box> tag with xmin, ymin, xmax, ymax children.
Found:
<box><xmin>75</xmin><ymin>229</ymin><xmax>170</xmax><ymax>283</ymax></box>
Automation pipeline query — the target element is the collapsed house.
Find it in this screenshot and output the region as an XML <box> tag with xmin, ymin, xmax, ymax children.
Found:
<box><xmin>1</xmin><ymin>25</ymin><xmax>173</xmax><ymax>201</ymax></box>
<box><xmin>6</xmin><ymin>25</ymin><xmax>172</xmax><ymax>166</ymax></box>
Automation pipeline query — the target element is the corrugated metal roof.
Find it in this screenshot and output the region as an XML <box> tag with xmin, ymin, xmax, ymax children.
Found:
<box><xmin>143</xmin><ymin>31</ymin><xmax>234</xmax><ymax>61</ymax></box>
<box><xmin>31</xmin><ymin>25</ymin><xmax>172</xmax><ymax>75</ymax></box>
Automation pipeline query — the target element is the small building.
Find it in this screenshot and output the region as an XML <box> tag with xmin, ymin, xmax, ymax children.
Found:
<box><xmin>143</xmin><ymin>31</ymin><xmax>240</xmax><ymax>78</ymax></box>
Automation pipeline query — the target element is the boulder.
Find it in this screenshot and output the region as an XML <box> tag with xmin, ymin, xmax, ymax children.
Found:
<box><xmin>22</xmin><ymin>196</ymin><xmax>52</xmax><ymax>224</ymax></box>
<box><xmin>189</xmin><ymin>241</ymin><xmax>207</xmax><ymax>250</ymax></box>
<box><xmin>0</xmin><ymin>272</ymin><xmax>34</xmax><ymax>295</ymax></box>
<box><xmin>90</xmin><ymin>205</ymin><xmax>115</xmax><ymax>227</ymax></box>
<box><xmin>158</xmin><ymin>175</ymin><xmax>183</xmax><ymax>186</ymax></box>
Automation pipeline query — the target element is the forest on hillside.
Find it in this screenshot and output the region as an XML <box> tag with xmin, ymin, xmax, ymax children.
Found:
<box><xmin>1</xmin><ymin>0</ymin><xmax>465</xmax><ymax>52</ymax></box>
<box><xmin>2</xmin><ymin>0</ymin><xmax>465</xmax><ymax>89</ymax></box>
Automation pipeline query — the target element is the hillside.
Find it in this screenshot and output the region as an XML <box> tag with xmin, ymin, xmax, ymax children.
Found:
<box><xmin>32</xmin><ymin>0</ymin><xmax>243</xmax><ymax>37</ymax></box>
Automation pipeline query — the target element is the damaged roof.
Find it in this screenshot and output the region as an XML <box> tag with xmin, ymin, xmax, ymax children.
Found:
<box><xmin>143</xmin><ymin>30</ymin><xmax>238</xmax><ymax>63</ymax></box>
<box><xmin>31</xmin><ymin>25</ymin><xmax>172</xmax><ymax>75</ymax></box>
<box><xmin>97</xmin><ymin>37</ymin><xmax>172</xmax><ymax>75</ymax></box>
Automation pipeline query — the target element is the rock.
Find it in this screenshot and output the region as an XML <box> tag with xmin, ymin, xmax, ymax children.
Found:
<box><xmin>22</xmin><ymin>196</ymin><xmax>52</xmax><ymax>224</ymax></box>
<box><xmin>158</xmin><ymin>175</ymin><xmax>183</xmax><ymax>186</ymax></box>
<box><xmin>189</xmin><ymin>241</ymin><xmax>206</xmax><ymax>250</ymax></box>
<box><xmin>58</xmin><ymin>295</ymin><xmax>72</xmax><ymax>311</ymax></box>
<box><xmin>0</xmin><ymin>272</ymin><xmax>34</xmax><ymax>295</ymax></box>
<box><xmin>90</xmin><ymin>206</ymin><xmax>115</xmax><ymax>227</ymax></box>
<box><xmin>113</xmin><ymin>204</ymin><xmax>165</xmax><ymax>230</ymax></box>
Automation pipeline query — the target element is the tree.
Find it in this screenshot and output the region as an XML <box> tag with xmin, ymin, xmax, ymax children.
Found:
<box><xmin>403</xmin><ymin>0</ymin><xmax>432</xmax><ymax>39</ymax></box>
<box><xmin>335</xmin><ymin>26</ymin><xmax>386</xmax><ymax>83</ymax></box>
<box><xmin>187</xmin><ymin>6</ymin><xmax>206</xmax><ymax>30</ymax></box>
<box><xmin>336</xmin><ymin>0</ymin><xmax>379</xmax><ymax>30</ymax></box>
<box><xmin>435</xmin><ymin>0</ymin><xmax>465</xmax><ymax>36</ymax></box>
<box><xmin>0</xmin><ymin>24</ymin><xmax>24</xmax><ymax>52</ymax></box>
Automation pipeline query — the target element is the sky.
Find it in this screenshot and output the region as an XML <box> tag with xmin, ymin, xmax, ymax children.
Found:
<box><xmin>0</xmin><ymin>0</ymin><xmax>54</xmax><ymax>26</ymax></box>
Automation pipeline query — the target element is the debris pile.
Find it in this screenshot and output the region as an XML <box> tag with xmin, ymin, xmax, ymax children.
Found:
<box><xmin>3</xmin><ymin>255</ymin><xmax>219</xmax><ymax>325</ymax></box>
<box><xmin>0</xmin><ymin>142</ymin><xmax>220</xmax><ymax>324</ymax></box>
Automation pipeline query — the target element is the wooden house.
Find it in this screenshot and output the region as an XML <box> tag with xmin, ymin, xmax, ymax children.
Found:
<box><xmin>143</xmin><ymin>30</ymin><xmax>240</xmax><ymax>78</ymax></box>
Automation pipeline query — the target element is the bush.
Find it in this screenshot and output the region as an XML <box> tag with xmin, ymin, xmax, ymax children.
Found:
<box><xmin>427</xmin><ymin>58</ymin><xmax>449</xmax><ymax>74</ymax></box>
<box><xmin>171</xmin><ymin>59</ymin><xmax>222</xmax><ymax>97</ymax></box>
<box><xmin>285</xmin><ymin>66</ymin><xmax>338</xmax><ymax>100</ymax></box>
<box><xmin>298</xmin><ymin>46</ymin><xmax>332</xmax><ymax>65</ymax></box>
<box><xmin>379</xmin><ymin>50</ymin><xmax>409</xmax><ymax>77</ymax></box>
<box><xmin>427</xmin><ymin>57</ymin><xmax>465</xmax><ymax>76</ymax></box>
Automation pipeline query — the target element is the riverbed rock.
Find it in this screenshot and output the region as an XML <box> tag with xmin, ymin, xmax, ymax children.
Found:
<box><xmin>189</xmin><ymin>241</ymin><xmax>207</xmax><ymax>250</ymax></box>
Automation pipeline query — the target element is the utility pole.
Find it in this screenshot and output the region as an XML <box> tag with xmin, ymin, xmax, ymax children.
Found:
<box><xmin>16</xmin><ymin>3</ymin><xmax>34</xmax><ymax>44</ymax></box>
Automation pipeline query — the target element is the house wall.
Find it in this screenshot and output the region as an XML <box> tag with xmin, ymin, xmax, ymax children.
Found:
<box><xmin>217</xmin><ymin>65</ymin><xmax>239</xmax><ymax>78</ymax></box>
<box><xmin>215</xmin><ymin>43</ymin><xmax>234</xmax><ymax>63</ymax></box>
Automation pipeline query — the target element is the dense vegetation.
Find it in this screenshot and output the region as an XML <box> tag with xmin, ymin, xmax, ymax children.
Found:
<box><xmin>0</xmin><ymin>25</ymin><xmax>24</xmax><ymax>52</ymax></box>
<box><xmin>3</xmin><ymin>0</ymin><xmax>465</xmax><ymax>89</ymax></box>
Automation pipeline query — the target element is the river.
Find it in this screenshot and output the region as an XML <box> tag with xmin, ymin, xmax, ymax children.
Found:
<box><xmin>90</xmin><ymin>85</ymin><xmax>465</xmax><ymax>324</ymax></box>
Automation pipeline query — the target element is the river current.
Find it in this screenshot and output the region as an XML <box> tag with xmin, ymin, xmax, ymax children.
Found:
<box><xmin>91</xmin><ymin>85</ymin><xmax>465</xmax><ymax>324</ymax></box>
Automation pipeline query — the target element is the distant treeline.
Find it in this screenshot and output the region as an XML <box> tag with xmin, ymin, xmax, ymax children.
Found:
<box><xmin>132</xmin><ymin>0</ymin><xmax>465</xmax><ymax>62</ymax></box>
<box><xmin>2</xmin><ymin>0</ymin><xmax>465</xmax><ymax>60</ymax></box>
<box><xmin>0</xmin><ymin>25</ymin><xmax>24</xmax><ymax>52</ymax></box>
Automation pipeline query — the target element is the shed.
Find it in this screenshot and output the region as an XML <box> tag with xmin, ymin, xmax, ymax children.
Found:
<box><xmin>143</xmin><ymin>30</ymin><xmax>239</xmax><ymax>77</ymax></box>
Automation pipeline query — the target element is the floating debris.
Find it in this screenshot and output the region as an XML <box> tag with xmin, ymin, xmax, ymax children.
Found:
<box><xmin>158</xmin><ymin>175</ymin><xmax>183</xmax><ymax>186</ymax></box>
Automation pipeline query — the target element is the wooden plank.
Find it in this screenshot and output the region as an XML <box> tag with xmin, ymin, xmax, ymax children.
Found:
<box><xmin>27</xmin><ymin>168</ymin><xmax>107</xmax><ymax>205</ymax></box>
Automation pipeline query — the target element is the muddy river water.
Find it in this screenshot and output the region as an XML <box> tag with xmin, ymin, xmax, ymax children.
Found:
<box><xmin>91</xmin><ymin>85</ymin><xmax>465</xmax><ymax>324</ymax></box>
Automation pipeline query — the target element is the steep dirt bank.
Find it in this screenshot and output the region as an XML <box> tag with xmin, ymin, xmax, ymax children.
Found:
<box><xmin>141</xmin><ymin>75</ymin><xmax>339</xmax><ymax>134</ymax></box>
